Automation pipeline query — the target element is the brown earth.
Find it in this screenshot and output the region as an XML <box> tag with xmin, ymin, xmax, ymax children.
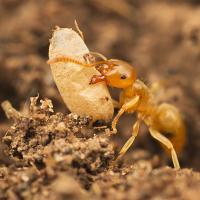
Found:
<box><xmin>0</xmin><ymin>0</ymin><xmax>200</xmax><ymax>199</ymax></box>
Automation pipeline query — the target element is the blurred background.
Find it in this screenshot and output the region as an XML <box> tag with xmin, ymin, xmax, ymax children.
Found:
<box><xmin>0</xmin><ymin>0</ymin><xmax>200</xmax><ymax>170</ymax></box>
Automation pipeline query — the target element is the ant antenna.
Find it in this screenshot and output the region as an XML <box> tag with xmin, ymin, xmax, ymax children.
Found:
<box><xmin>89</xmin><ymin>51</ymin><xmax>108</xmax><ymax>61</ymax></box>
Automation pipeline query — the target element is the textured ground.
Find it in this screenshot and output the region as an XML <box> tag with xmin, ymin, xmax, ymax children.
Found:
<box><xmin>1</xmin><ymin>98</ymin><xmax>200</xmax><ymax>200</ymax></box>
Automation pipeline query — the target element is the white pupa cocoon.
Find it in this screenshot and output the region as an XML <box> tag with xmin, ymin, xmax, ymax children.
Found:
<box><xmin>49</xmin><ymin>27</ymin><xmax>114</xmax><ymax>122</ymax></box>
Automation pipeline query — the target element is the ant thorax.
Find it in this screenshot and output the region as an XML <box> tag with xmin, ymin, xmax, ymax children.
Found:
<box><xmin>132</xmin><ymin>80</ymin><xmax>151</xmax><ymax>99</ymax></box>
<box><xmin>121</xmin><ymin>79</ymin><xmax>156</xmax><ymax>115</ymax></box>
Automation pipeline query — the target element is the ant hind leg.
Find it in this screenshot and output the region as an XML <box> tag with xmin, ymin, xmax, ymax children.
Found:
<box><xmin>149</xmin><ymin>127</ymin><xmax>180</xmax><ymax>169</ymax></box>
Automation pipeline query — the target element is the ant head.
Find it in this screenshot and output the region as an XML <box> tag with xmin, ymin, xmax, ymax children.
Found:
<box><xmin>104</xmin><ymin>59</ymin><xmax>136</xmax><ymax>88</ymax></box>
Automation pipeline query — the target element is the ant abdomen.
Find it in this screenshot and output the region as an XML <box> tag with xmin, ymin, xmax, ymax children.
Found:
<box><xmin>153</xmin><ymin>103</ymin><xmax>186</xmax><ymax>154</ymax></box>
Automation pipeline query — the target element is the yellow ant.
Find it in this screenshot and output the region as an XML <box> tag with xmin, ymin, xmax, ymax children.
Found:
<box><xmin>47</xmin><ymin>24</ymin><xmax>185</xmax><ymax>169</ymax></box>
<box><xmin>48</xmin><ymin>55</ymin><xmax>186</xmax><ymax>169</ymax></box>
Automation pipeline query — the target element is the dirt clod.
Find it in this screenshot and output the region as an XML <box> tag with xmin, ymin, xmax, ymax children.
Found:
<box><xmin>0</xmin><ymin>98</ymin><xmax>200</xmax><ymax>199</ymax></box>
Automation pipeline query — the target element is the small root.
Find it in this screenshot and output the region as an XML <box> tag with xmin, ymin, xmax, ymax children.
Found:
<box><xmin>1</xmin><ymin>100</ymin><xmax>22</xmax><ymax>121</ymax></box>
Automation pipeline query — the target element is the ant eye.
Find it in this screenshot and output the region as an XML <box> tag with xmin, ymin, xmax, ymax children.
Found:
<box><xmin>120</xmin><ymin>74</ymin><xmax>127</xmax><ymax>79</ymax></box>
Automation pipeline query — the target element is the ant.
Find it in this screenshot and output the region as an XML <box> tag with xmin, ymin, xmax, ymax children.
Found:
<box><xmin>47</xmin><ymin>23</ymin><xmax>185</xmax><ymax>169</ymax></box>
<box><xmin>48</xmin><ymin>55</ymin><xmax>186</xmax><ymax>169</ymax></box>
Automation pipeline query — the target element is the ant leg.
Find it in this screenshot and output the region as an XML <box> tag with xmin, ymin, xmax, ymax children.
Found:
<box><xmin>116</xmin><ymin>119</ymin><xmax>141</xmax><ymax>161</ymax></box>
<box><xmin>112</xmin><ymin>99</ymin><xmax>120</xmax><ymax>109</ymax></box>
<box><xmin>111</xmin><ymin>96</ymin><xmax>139</xmax><ymax>133</ymax></box>
<box><xmin>149</xmin><ymin>127</ymin><xmax>180</xmax><ymax>169</ymax></box>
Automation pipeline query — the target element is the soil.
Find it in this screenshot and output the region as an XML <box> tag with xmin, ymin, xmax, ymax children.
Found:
<box><xmin>0</xmin><ymin>0</ymin><xmax>200</xmax><ymax>199</ymax></box>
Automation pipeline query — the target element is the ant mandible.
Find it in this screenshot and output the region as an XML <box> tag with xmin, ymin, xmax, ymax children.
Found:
<box><xmin>48</xmin><ymin>54</ymin><xmax>186</xmax><ymax>169</ymax></box>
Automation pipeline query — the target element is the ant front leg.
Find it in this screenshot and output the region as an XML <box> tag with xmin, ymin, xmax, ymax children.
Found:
<box><xmin>149</xmin><ymin>127</ymin><xmax>180</xmax><ymax>169</ymax></box>
<box><xmin>111</xmin><ymin>96</ymin><xmax>140</xmax><ymax>134</ymax></box>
